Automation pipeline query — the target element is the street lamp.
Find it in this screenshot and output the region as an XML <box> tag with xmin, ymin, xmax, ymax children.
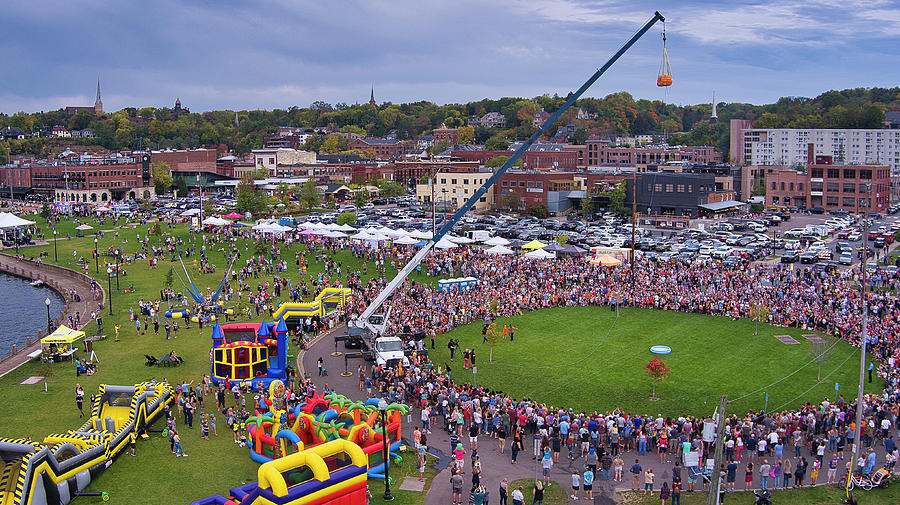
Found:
<box><xmin>53</xmin><ymin>230</ymin><xmax>58</xmax><ymax>262</ymax></box>
<box><xmin>106</xmin><ymin>267</ymin><xmax>113</xmax><ymax>315</ymax></box>
<box><xmin>377</xmin><ymin>399</ymin><xmax>394</xmax><ymax>501</ymax></box>
<box><xmin>94</xmin><ymin>237</ymin><xmax>99</xmax><ymax>273</ymax></box>
<box><xmin>114</xmin><ymin>250</ymin><xmax>120</xmax><ymax>290</ymax></box>
<box><xmin>44</xmin><ymin>297</ymin><xmax>52</xmax><ymax>335</ymax></box>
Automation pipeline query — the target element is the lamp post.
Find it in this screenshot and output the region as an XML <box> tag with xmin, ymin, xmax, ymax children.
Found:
<box><xmin>44</xmin><ymin>297</ymin><xmax>52</xmax><ymax>335</ymax></box>
<box><xmin>114</xmin><ymin>250</ymin><xmax>120</xmax><ymax>290</ymax></box>
<box><xmin>53</xmin><ymin>230</ymin><xmax>58</xmax><ymax>262</ymax></box>
<box><xmin>94</xmin><ymin>237</ymin><xmax>98</xmax><ymax>273</ymax></box>
<box><xmin>377</xmin><ymin>399</ymin><xmax>394</xmax><ymax>501</ymax></box>
<box><xmin>106</xmin><ymin>267</ymin><xmax>113</xmax><ymax>315</ymax></box>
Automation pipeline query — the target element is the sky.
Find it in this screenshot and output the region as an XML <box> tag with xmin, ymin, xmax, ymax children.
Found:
<box><xmin>1</xmin><ymin>0</ymin><xmax>899</xmax><ymax>114</ymax></box>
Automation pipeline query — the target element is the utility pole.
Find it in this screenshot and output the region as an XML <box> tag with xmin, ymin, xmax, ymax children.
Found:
<box><xmin>850</xmin><ymin>183</ymin><xmax>870</xmax><ymax>482</ymax></box>
<box><xmin>431</xmin><ymin>167</ymin><xmax>438</xmax><ymax>238</ymax></box>
<box><xmin>708</xmin><ymin>395</ymin><xmax>728</xmax><ymax>505</ymax></box>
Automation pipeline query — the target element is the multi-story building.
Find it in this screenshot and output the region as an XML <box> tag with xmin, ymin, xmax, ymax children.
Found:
<box><xmin>764</xmin><ymin>145</ymin><xmax>891</xmax><ymax>212</ymax></box>
<box><xmin>432</xmin><ymin>126</ymin><xmax>459</xmax><ymax>146</ymax></box>
<box><xmin>7</xmin><ymin>154</ymin><xmax>155</xmax><ymax>203</ymax></box>
<box><xmin>625</xmin><ymin>171</ymin><xmax>734</xmax><ymax>218</ymax></box>
<box><xmin>730</xmin><ymin>121</ymin><xmax>900</xmax><ymax>174</ymax></box>
<box><xmin>415</xmin><ymin>170</ymin><xmax>494</xmax><ymax>211</ymax></box>
<box><xmin>151</xmin><ymin>149</ymin><xmax>219</xmax><ymax>172</ymax></box>
<box><xmin>392</xmin><ymin>161</ymin><xmax>480</xmax><ymax>186</ymax></box>
<box><xmin>251</xmin><ymin>149</ymin><xmax>317</xmax><ymax>175</ymax></box>
<box><xmin>347</xmin><ymin>138</ymin><xmax>407</xmax><ymax>160</ymax></box>
<box><xmin>495</xmin><ymin>171</ymin><xmax>578</xmax><ymax>210</ymax></box>
<box><xmin>479</xmin><ymin>112</ymin><xmax>506</xmax><ymax>128</ymax></box>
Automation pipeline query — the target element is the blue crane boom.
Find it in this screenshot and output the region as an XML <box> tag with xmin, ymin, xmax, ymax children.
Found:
<box><xmin>354</xmin><ymin>11</ymin><xmax>666</xmax><ymax>329</ymax></box>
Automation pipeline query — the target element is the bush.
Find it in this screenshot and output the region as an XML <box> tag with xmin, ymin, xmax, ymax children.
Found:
<box><xmin>337</xmin><ymin>212</ymin><xmax>357</xmax><ymax>226</ymax></box>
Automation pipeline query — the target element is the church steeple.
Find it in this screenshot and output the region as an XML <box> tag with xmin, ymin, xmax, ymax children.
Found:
<box><xmin>369</xmin><ymin>87</ymin><xmax>376</xmax><ymax>106</ymax></box>
<box><xmin>709</xmin><ymin>91</ymin><xmax>718</xmax><ymax>125</ymax></box>
<box><xmin>94</xmin><ymin>79</ymin><xmax>103</xmax><ymax>114</ymax></box>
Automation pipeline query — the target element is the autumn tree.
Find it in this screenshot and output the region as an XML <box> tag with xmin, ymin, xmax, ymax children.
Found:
<box><xmin>644</xmin><ymin>358</ymin><xmax>671</xmax><ymax>400</ymax></box>
<box><xmin>151</xmin><ymin>162</ymin><xmax>173</xmax><ymax>195</ymax></box>
<box><xmin>300</xmin><ymin>179</ymin><xmax>319</xmax><ymax>210</ymax></box>
<box><xmin>749</xmin><ymin>303</ymin><xmax>769</xmax><ymax>336</ymax></box>
<box><xmin>457</xmin><ymin>125</ymin><xmax>475</xmax><ymax>144</ymax></box>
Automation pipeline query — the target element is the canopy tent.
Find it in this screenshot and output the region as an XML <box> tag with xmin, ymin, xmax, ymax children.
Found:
<box><xmin>394</xmin><ymin>235</ymin><xmax>420</xmax><ymax>245</ymax></box>
<box><xmin>336</xmin><ymin>223</ymin><xmax>356</xmax><ymax>232</ymax></box>
<box><xmin>522</xmin><ymin>239</ymin><xmax>548</xmax><ymax>251</ymax></box>
<box><xmin>223</xmin><ymin>212</ymin><xmax>244</xmax><ymax>219</ymax></box>
<box><xmin>0</xmin><ymin>212</ymin><xmax>36</xmax><ymax>229</ymax></box>
<box><xmin>350</xmin><ymin>231</ymin><xmax>372</xmax><ymax>241</ymax></box>
<box><xmin>561</xmin><ymin>244</ymin><xmax>587</xmax><ymax>255</ymax></box>
<box><xmin>74</xmin><ymin>224</ymin><xmax>94</xmax><ymax>231</ymax></box>
<box><xmin>506</xmin><ymin>239</ymin><xmax>526</xmax><ymax>248</ymax></box>
<box><xmin>483</xmin><ymin>236</ymin><xmax>510</xmax><ymax>246</ymax></box>
<box><xmin>541</xmin><ymin>243</ymin><xmax>566</xmax><ymax>254</ymax></box>
<box><xmin>180</xmin><ymin>208</ymin><xmax>200</xmax><ymax>216</ymax></box>
<box><xmin>325</xmin><ymin>230</ymin><xmax>347</xmax><ymax>238</ymax></box>
<box><xmin>446</xmin><ymin>235</ymin><xmax>475</xmax><ymax>244</ymax></box>
<box><xmin>485</xmin><ymin>244</ymin><xmax>514</xmax><ymax>255</ymax></box>
<box><xmin>524</xmin><ymin>248</ymin><xmax>556</xmax><ymax>259</ymax></box>
<box><xmin>592</xmin><ymin>254</ymin><xmax>623</xmax><ymax>266</ymax></box>
<box><xmin>41</xmin><ymin>325</ymin><xmax>85</xmax><ymax>344</ymax></box>
<box><xmin>299</xmin><ymin>228</ymin><xmax>318</xmax><ymax>236</ymax></box>
<box><xmin>94</xmin><ymin>206</ymin><xmax>111</xmax><ymax>212</ymax></box>
<box><xmin>201</xmin><ymin>216</ymin><xmax>231</xmax><ymax>226</ymax></box>
<box><xmin>434</xmin><ymin>238</ymin><xmax>458</xmax><ymax>249</ymax></box>
<box><xmin>231</xmin><ymin>222</ymin><xmax>251</xmax><ymax>228</ymax></box>
<box><xmin>410</xmin><ymin>230</ymin><xmax>433</xmax><ymax>240</ymax></box>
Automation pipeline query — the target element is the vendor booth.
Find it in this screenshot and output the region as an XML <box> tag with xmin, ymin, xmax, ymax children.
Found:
<box><xmin>40</xmin><ymin>325</ymin><xmax>84</xmax><ymax>362</ymax></box>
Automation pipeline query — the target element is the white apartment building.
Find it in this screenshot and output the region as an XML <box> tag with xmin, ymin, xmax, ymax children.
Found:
<box><xmin>734</xmin><ymin>127</ymin><xmax>900</xmax><ymax>174</ymax></box>
<box><xmin>251</xmin><ymin>148</ymin><xmax>317</xmax><ymax>176</ymax></box>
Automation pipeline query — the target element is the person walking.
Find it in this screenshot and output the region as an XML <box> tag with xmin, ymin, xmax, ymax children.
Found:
<box><xmin>75</xmin><ymin>384</ymin><xmax>85</xmax><ymax>417</ymax></box>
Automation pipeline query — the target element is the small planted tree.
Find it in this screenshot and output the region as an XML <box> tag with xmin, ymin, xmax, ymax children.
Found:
<box><xmin>644</xmin><ymin>358</ymin><xmax>671</xmax><ymax>400</ymax></box>
<box><xmin>484</xmin><ymin>298</ymin><xmax>501</xmax><ymax>363</ymax></box>
<box><xmin>749</xmin><ymin>303</ymin><xmax>769</xmax><ymax>336</ymax></box>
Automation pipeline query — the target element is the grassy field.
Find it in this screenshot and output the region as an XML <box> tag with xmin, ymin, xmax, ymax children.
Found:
<box><xmin>430</xmin><ymin>306</ymin><xmax>878</xmax><ymax>416</ymax></box>
<box><xmin>1</xmin><ymin>215</ymin><xmax>433</xmax><ymax>504</ymax></box>
<box><xmin>510</xmin><ymin>479</ymin><xmax>567</xmax><ymax>505</ymax></box>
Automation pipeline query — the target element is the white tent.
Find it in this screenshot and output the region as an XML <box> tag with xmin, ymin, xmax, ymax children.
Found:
<box><xmin>394</xmin><ymin>235</ymin><xmax>420</xmax><ymax>245</ymax></box>
<box><xmin>336</xmin><ymin>223</ymin><xmax>356</xmax><ymax>232</ymax></box>
<box><xmin>180</xmin><ymin>208</ymin><xmax>200</xmax><ymax>216</ymax></box>
<box><xmin>367</xmin><ymin>232</ymin><xmax>391</xmax><ymax>242</ymax></box>
<box><xmin>483</xmin><ymin>236</ymin><xmax>510</xmax><ymax>246</ymax></box>
<box><xmin>0</xmin><ymin>213</ymin><xmax>35</xmax><ymax>229</ymax></box>
<box><xmin>297</xmin><ymin>221</ymin><xmax>318</xmax><ymax>229</ymax></box>
<box><xmin>434</xmin><ymin>238</ymin><xmax>458</xmax><ymax>249</ymax></box>
<box><xmin>350</xmin><ymin>231</ymin><xmax>372</xmax><ymax>241</ymax></box>
<box><xmin>410</xmin><ymin>230</ymin><xmax>433</xmax><ymax>240</ymax></box>
<box><xmin>325</xmin><ymin>230</ymin><xmax>347</xmax><ymax>238</ymax></box>
<box><xmin>524</xmin><ymin>248</ymin><xmax>556</xmax><ymax>260</ymax></box>
<box><xmin>485</xmin><ymin>244</ymin><xmax>514</xmax><ymax>255</ymax></box>
<box><xmin>74</xmin><ymin>224</ymin><xmax>94</xmax><ymax>231</ymax></box>
<box><xmin>201</xmin><ymin>216</ymin><xmax>231</xmax><ymax>226</ymax></box>
<box><xmin>446</xmin><ymin>234</ymin><xmax>474</xmax><ymax>244</ymax></box>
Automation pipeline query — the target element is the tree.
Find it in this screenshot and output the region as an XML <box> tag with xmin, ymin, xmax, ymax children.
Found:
<box><xmin>164</xmin><ymin>267</ymin><xmax>175</xmax><ymax>307</ymax></box>
<box><xmin>457</xmin><ymin>125</ymin><xmax>475</xmax><ymax>144</ymax></box>
<box><xmin>529</xmin><ymin>203</ymin><xmax>548</xmax><ymax>219</ymax></box>
<box><xmin>236</xmin><ymin>180</ymin><xmax>266</xmax><ymax>216</ymax></box>
<box><xmin>152</xmin><ymin>162</ymin><xmax>173</xmax><ymax>195</ymax></box>
<box><xmin>484</xmin><ymin>298</ymin><xmax>501</xmax><ymax>363</ymax></box>
<box><xmin>300</xmin><ymin>179</ymin><xmax>319</xmax><ymax>210</ymax></box>
<box><xmin>355</xmin><ymin>188</ymin><xmax>370</xmax><ymax>208</ymax></box>
<box><xmin>337</xmin><ymin>212</ymin><xmax>357</xmax><ymax>226</ymax></box>
<box><xmin>174</xmin><ymin>177</ymin><xmax>189</xmax><ymax>198</ymax></box>
<box><xmin>40</xmin><ymin>203</ymin><xmax>50</xmax><ymax>220</ymax></box>
<box><xmin>498</xmin><ymin>191</ymin><xmax>520</xmax><ymax>211</ymax></box>
<box><xmin>430</xmin><ymin>139</ymin><xmax>450</xmax><ymax>157</ymax></box>
<box><xmin>376</xmin><ymin>180</ymin><xmax>406</xmax><ymax>198</ymax></box>
<box><xmin>607</xmin><ymin>181</ymin><xmax>627</xmax><ymax>216</ymax></box>
<box><xmin>644</xmin><ymin>357</ymin><xmax>671</xmax><ymax>400</ymax></box>
<box><xmin>581</xmin><ymin>194</ymin><xmax>593</xmax><ymax>221</ymax></box>
<box><xmin>749</xmin><ymin>303</ymin><xmax>769</xmax><ymax>336</ymax></box>
<box><xmin>484</xmin><ymin>134</ymin><xmax>509</xmax><ymax>151</ymax></box>
<box><xmin>485</xmin><ymin>155</ymin><xmax>522</xmax><ymax>169</ymax></box>
<box><xmin>321</xmin><ymin>134</ymin><xmax>348</xmax><ymax>154</ymax></box>
<box><xmin>555</xmin><ymin>234</ymin><xmax>569</xmax><ymax>246</ymax></box>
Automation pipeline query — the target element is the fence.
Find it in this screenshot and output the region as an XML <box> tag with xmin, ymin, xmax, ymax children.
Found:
<box><xmin>0</xmin><ymin>254</ymin><xmax>99</xmax><ymax>362</ymax></box>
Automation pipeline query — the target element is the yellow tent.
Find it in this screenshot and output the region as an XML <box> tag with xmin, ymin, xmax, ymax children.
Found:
<box><xmin>590</xmin><ymin>254</ymin><xmax>623</xmax><ymax>266</ymax></box>
<box><xmin>41</xmin><ymin>325</ymin><xmax>85</xmax><ymax>344</ymax></box>
<box><xmin>522</xmin><ymin>239</ymin><xmax>547</xmax><ymax>251</ymax></box>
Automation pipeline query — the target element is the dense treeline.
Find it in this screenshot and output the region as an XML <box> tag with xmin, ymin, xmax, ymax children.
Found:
<box><xmin>1</xmin><ymin>87</ymin><xmax>897</xmax><ymax>160</ymax></box>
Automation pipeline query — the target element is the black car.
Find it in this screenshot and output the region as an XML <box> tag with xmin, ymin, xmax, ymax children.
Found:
<box><xmin>809</xmin><ymin>207</ymin><xmax>825</xmax><ymax>214</ymax></box>
<box><xmin>781</xmin><ymin>251</ymin><xmax>800</xmax><ymax>263</ymax></box>
<box><xmin>800</xmin><ymin>252</ymin><xmax>819</xmax><ymax>264</ymax></box>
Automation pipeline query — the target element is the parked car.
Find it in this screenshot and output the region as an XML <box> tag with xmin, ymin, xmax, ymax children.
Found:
<box><xmin>839</xmin><ymin>253</ymin><xmax>853</xmax><ymax>265</ymax></box>
<box><xmin>781</xmin><ymin>251</ymin><xmax>800</xmax><ymax>263</ymax></box>
<box><xmin>800</xmin><ymin>252</ymin><xmax>819</xmax><ymax>264</ymax></box>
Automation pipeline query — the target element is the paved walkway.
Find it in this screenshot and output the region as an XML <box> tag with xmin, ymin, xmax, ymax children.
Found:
<box><xmin>0</xmin><ymin>254</ymin><xmax>102</xmax><ymax>378</ymax></box>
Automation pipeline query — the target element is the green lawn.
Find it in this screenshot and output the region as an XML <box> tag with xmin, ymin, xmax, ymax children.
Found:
<box><xmin>511</xmin><ymin>479</ymin><xmax>567</xmax><ymax>505</ymax></box>
<box><xmin>430</xmin><ymin>306</ymin><xmax>878</xmax><ymax>416</ymax></box>
<box><xmin>1</xmin><ymin>215</ymin><xmax>434</xmax><ymax>504</ymax></box>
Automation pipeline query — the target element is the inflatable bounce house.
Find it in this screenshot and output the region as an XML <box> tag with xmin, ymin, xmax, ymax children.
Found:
<box><xmin>210</xmin><ymin>320</ymin><xmax>288</xmax><ymax>388</ymax></box>
<box><xmin>245</xmin><ymin>383</ymin><xmax>406</xmax><ymax>481</ymax></box>
<box><xmin>190</xmin><ymin>439</ymin><xmax>368</xmax><ymax>505</ymax></box>
<box><xmin>0</xmin><ymin>381</ymin><xmax>172</xmax><ymax>505</ymax></box>
<box><xmin>271</xmin><ymin>288</ymin><xmax>351</xmax><ymax>330</ymax></box>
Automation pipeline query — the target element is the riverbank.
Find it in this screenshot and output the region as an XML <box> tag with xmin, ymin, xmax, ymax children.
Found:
<box><xmin>0</xmin><ymin>253</ymin><xmax>102</xmax><ymax>377</ymax></box>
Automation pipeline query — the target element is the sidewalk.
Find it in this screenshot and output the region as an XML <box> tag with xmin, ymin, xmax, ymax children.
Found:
<box><xmin>0</xmin><ymin>253</ymin><xmax>102</xmax><ymax>378</ymax></box>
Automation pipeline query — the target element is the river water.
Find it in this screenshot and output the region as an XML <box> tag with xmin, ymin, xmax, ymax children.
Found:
<box><xmin>0</xmin><ymin>273</ymin><xmax>66</xmax><ymax>358</ymax></box>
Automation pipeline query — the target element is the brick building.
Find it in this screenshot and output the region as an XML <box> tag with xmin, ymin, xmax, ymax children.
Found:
<box><xmin>432</xmin><ymin>126</ymin><xmax>459</xmax><ymax>146</ymax></box>
<box><xmin>392</xmin><ymin>161</ymin><xmax>481</xmax><ymax>186</ymax></box>
<box><xmin>348</xmin><ymin>138</ymin><xmax>407</xmax><ymax>160</ymax></box>
<box><xmin>495</xmin><ymin>170</ymin><xmax>577</xmax><ymax>210</ymax></box>
<box><xmin>151</xmin><ymin>149</ymin><xmax>219</xmax><ymax>172</ymax></box>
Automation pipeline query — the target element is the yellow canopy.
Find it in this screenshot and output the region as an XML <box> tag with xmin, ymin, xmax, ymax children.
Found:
<box><xmin>522</xmin><ymin>240</ymin><xmax>547</xmax><ymax>251</ymax></box>
<box><xmin>41</xmin><ymin>325</ymin><xmax>85</xmax><ymax>345</ymax></box>
<box><xmin>591</xmin><ymin>254</ymin><xmax>623</xmax><ymax>266</ymax></box>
